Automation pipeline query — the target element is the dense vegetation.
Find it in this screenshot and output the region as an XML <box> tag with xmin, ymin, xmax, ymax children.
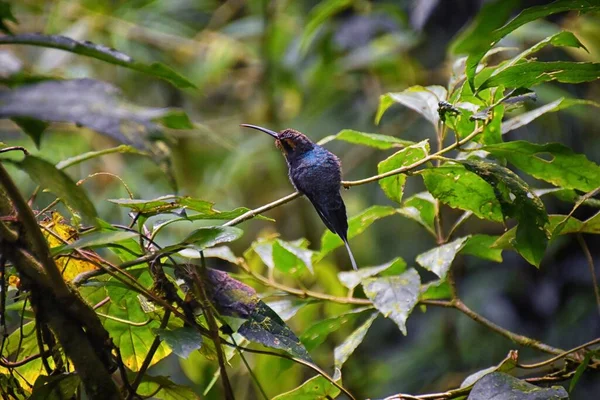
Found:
<box><xmin>1</xmin><ymin>1</ymin><xmax>600</xmax><ymax>399</ymax></box>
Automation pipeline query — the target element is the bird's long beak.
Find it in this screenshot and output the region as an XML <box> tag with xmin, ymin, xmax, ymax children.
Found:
<box><xmin>240</xmin><ymin>124</ymin><xmax>279</xmax><ymax>139</ymax></box>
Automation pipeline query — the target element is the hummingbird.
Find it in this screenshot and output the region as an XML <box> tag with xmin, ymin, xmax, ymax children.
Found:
<box><xmin>241</xmin><ymin>124</ymin><xmax>358</xmax><ymax>271</ymax></box>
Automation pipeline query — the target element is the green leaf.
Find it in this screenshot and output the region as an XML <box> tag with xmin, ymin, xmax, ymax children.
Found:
<box><xmin>469</xmin><ymin>372</ymin><xmax>568</xmax><ymax>400</ymax></box>
<box><xmin>266</xmin><ymin>298</ymin><xmax>309</xmax><ymax>322</ymax></box>
<box><xmin>460</xmin><ymin>0</ymin><xmax>600</xmax><ymax>91</ymax></box>
<box><xmin>377</xmin><ymin>86</ymin><xmax>447</xmax><ymax>127</ymax></box>
<box><xmin>11</xmin><ymin>117</ymin><xmax>48</xmax><ymax>148</ymax></box>
<box><xmin>338</xmin><ymin>257</ymin><xmax>406</xmax><ymax>290</ymax></box>
<box><xmin>0</xmin><ymin>34</ymin><xmax>195</xmax><ymax>88</ymax></box>
<box><xmin>300</xmin><ymin>0</ymin><xmax>352</xmax><ymax>53</ymax></box>
<box><xmin>502</xmin><ymin>97</ymin><xmax>600</xmax><ymax>134</ymax></box>
<box><xmin>460</xmin><ymin>351</ymin><xmax>518</xmax><ymax>389</ymax></box>
<box><xmin>17</xmin><ymin>155</ymin><xmax>98</xmax><ymax>225</ymax></box>
<box><xmin>461</xmin><ymin>234</ymin><xmax>503</xmax><ymax>262</ymax></box>
<box><xmin>328</xmin><ymin>129</ymin><xmax>414</xmax><ymax>149</ymax></box>
<box><xmin>484</xmin><ymin>141</ymin><xmax>600</xmax><ymax>192</ymax></box>
<box><xmin>320</xmin><ymin>205</ymin><xmax>397</xmax><ymax>256</ymax></box>
<box><xmin>421</xmin><ymin>164</ymin><xmax>503</xmax><ymax>222</ymax></box>
<box><xmin>416</xmin><ymin>237</ymin><xmax>470</xmax><ymax>279</ymax></box>
<box><xmin>0</xmin><ymin>322</ymin><xmax>45</xmax><ymax>389</ymax></box>
<box><xmin>154</xmin><ymin>327</ymin><xmax>203</xmax><ymax>359</ymax></box>
<box><xmin>362</xmin><ymin>269</ymin><xmax>421</xmax><ymax>335</ymax></box>
<box><xmin>57</xmin><ymin>230</ymin><xmax>138</xmax><ymax>254</ymax></box>
<box><xmin>0</xmin><ymin>0</ymin><xmax>18</xmax><ymax>34</ymax></box>
<box><xmin>134</xmin><ymin>375</ymin><xmax>201</xmax><ymax>400</ymax></box>
<box><xmin>30</xmin><ymin>374</ymin><xmax>80</xmax><ymax>400</ymax></box>
<box><xmin>378</xmin><ymin>140</ymin><xmax>430</xmax><ymax>204</ymax></box>
<box><xmin>462</xmin><ymin>160</ymin><xmax>549</xmax><ymax>267</ymax></box>
<box><xmin>420</xmin><ymin>280</ymin><xmax>452</xmax><ymax>301</ymax></box>
<box><xmin>334</xmin><ymin>313</ymin><xmax>378</xmax><ymax>370</ymax></box>
<box><xmin>272</xmin><ymin>374</ymin><xmax>341</xmax><ymax>400</ymax></box>
<box><xmin>252</xmin><ymin>238</ymin><xmax>316</xmax><ymax>276</ymax></box>
<box><xmin>182</xmin><ymin>227</ymin><xmax>243</xmax><ymax>251</ymax></box>
<box><xmin>239</xmin><ymin>301</ymin><xmax>312</xmax><ymax>362</ymax></box>
<box><xmin>398</xmin><ymin>192</ymin><xmax>437</xmax><ymax>236</ymax></box>
<box><xmin>570</xmin><ymin>351</ymin><xmax>594</xmax><ymax>392</ymax></box>
<box><xmin>56</xmin><ymin>145</ymin><xmax>149</xmax><ymax>170</ymax></box>
<box><xmin>480</xmin><ymin>61</ymin><xmax>600</xmax><ymax>90</ymax></box>
<box><xmin>300</xmin><ymin>308</ymin><xmax>372</xmax><ymax>352</ymax></box>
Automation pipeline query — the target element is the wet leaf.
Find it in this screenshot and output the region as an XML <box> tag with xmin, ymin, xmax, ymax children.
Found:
<box><xmin>300</xmin><ymin>308</ymin><xmax>372</xmax><ymax>352</ymax></box>
<box><xmin>416</xmin><ymin>237</ymin><xmax>469</xmax><ymax>279</ymax></box>
<box><xmin>422</xmin><ymin>164</ymin><xmax>503</xmax><ymax>222</ymax></box>
<box><xmin>272</xmin><ymin>374</ymin><xmax>340</xmax><ymax>400</ymax></box>
<box><xmin>330</xmin><ymin>129</ymin><xmax>414</xmax><ymax>149</ymax></box>
<box><xmin>0</xmin><ymin>34</ymin><xmax>195</xmax><ymax>88</ymax></box>
<box><xmin>378</xmin><ymin>140</ymin><xmax>430</xmax><ymax>204</ymax></box>
<box><xmin>320</xmin><ymin>205</ymin><xmax>397</xmax><ymax>256</ymax></box>
<box><xmin>154</xmin><ymin>327</ymin><xmax>203</xmax><ymax>359</ymax></box>
<box><xmin>334</xmin><ymin>313</ymin><xmax>378</xmax><ymax>370</ymax></box>
<box><xmin>17</xmin><ymin>155</ymin><xmax>98</xmax><ymax>225</ymax></box>
<box><xmin>362</xmin><ymin>269</ymin><xmax>421</xmax><ymax>335</ymax></box>
<box><xmin>461</xmin><ymin>234</ymin><xmax>503</xmax><ymax>262</ymax></box>
<box><xmin>338</xmin><ymin>257</ymin><xmax>406</xmax><ymax>290</ymax></box>
<box><xmin>467</xmin><ymin>372</ymin><xmax>568</xmax><ymax>400</ymax></box>
<box><xmin>377</xmin><ymin>86</ymin><xmax>447</xmax><ymax>127</ymax></box>
<box><xmin>484</xmin><ymin>141</ymin><xmax>600</xmax><ymax>192</ymax></box>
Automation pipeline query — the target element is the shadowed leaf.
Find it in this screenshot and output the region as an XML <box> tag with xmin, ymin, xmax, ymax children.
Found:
<box><xmin>133</xmin><ymin>375</ymin><xmax>201</xmax><ymax>400</ymax></box>
<box><xmin>362</xmin><ymin>269</ymin><xmax>420</xmax><ymax>335</ymax></box>
<box><xmin>30</xmin><ymin>374</ymin><xmax>80</xmax><ymax>400</ymax></box>
<box><xmin>11</xmin><ymin>117</ymin><xmax>48</xmax><ymax>148</ymax></box>
<box><xmin>300</xmin><ymin>308</ymin><xmax>372</xmax><ymax>352</ymax></box>
<box><xmin>461</xmin><ymin>351</ymin><xmax>518</xmax><ymax>389</ymax></box>
<box><xmin>0</xmin><ymin>0</ymin><xmax>17</xmax><ymax>34</ymax></box>
<box><xmin>467</xmin><ymin>372</ymin><xmax>568</xmax><ymax>400</ymax></box>
<box><xmin>272</xmin><ymin>374</ymin><xmax>341</xmax><ymax>400</ymax></box>
<box><xmin>154</xmin><ymin>327</ymin><xmax>203</xmax><ymax>359</ymax></box>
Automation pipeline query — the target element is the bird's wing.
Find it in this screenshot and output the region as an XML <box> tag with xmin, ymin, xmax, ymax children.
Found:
<box><xmin>303</xmin><ymin>189</ymin><xmax>349</xmax><ymax>240</ymax></box>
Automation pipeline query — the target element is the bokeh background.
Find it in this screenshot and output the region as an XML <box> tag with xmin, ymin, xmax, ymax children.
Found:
<box><xmin>2</xmin><ymin>0</ymin><xmax>600</xmax><ymax>398</ymax></box>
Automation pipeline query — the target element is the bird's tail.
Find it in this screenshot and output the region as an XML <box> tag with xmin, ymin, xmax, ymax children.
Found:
<box><xmin>343</xmin><ymin>239</ymin><xmax>358</xmax><ymax>271</ymax></box>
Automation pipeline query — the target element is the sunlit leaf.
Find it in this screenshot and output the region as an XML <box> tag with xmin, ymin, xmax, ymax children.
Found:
<box><xmin>17</xmin><ymin>155</ymin><xmax>98</xmax><ymax>225</ymax></box>
<box><xmin>377</xmin><ymin>86</ymin><xmax>447</xmax><ymax>127</ymax></box>
<box><xmin>462</xmin><ymin>160</ymin><xmax>549</xmax><ymax>267</ymax></box>
<box><xmin>416</xmin><ymin>237</ymin><xmax>469</xmax><ymax>279</ymax></box>
<box><xmin>154</xmin><ymin>327</ymin><xmax>203</xmax><ymax>359</ymax></box>
<box><xmin>398</xmin><ymin>192</ymin><xmax>437</xmax><ymax>236</ymax></box>
<box><xmin>422</xmin><ymin>164</ymin><xmax>503</xmax><ymax>222</ymax></box>
<box><xmin>469</xmin><ymin>372</ymin><xmax>568</xmax><ymax>400</ymax></box>
<box><xmin>378</xmin><ymin>140</ymin><xmax>430</xmax><ymax>204</ymax></box>
<box><xmin>460</xmin><ymin>234</ymin><xmax>503</xmax><ymax>262</ymax></box>
<box><xmin>0</xmin><ymin>34</ymin><xmax>195</xmax><ymax>88</ymax></box>
<box><xmin>320</xmin><ymin>205</ymin><xmax>397</xmax><ymax>256</ymax></box>
<box><xmin>252</xmin><ymin>238</ymin><xmax>316</xmax><ymax>276</ymax></box>
<box><xmin>0</xmin><ymin>322</ymin><xmax>46</xmax><ymax>392</ymax></box>
<box><xmin>485</xmin><ymin>141</ymin><xmax>600</xmax><ymax>193</ymax></box>
<box><xmin>300</xmin><ymin>308</ymin><xmax>372</xmax><ymax>352</ymax></box>
<box><xmin>420</xmin><ymin>280</ymin><xmax>451</xmax><ymax>301</ymax></box>
<box><xmin>362</xmin><ymin>269</ymin><xmax>421</xmax><ymax>335</ymax></box>
<box><xmin>272</xmin><ymin>374</ymin><xmax>341</xmax><ymax>400</ymax></box>
<box><xmin>338</xmin><ymin>257</ymin><xmax>406</xmax><ymax>290</ymax></box>
<box><xmin>334</xmin><ymin>313</ymin><xmax>378</xmax><ymax>370</ymax></box>
<box><xmin>330</xmin><ymin>129</ymin><xmax>414</xmax><ymax>150</ymax></box>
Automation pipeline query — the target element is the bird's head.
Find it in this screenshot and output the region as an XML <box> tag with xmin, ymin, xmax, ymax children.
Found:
<box><xmin>241</xmin><ymin>124</ymin><xmax>314</xmax><ymax>157</ymax></box>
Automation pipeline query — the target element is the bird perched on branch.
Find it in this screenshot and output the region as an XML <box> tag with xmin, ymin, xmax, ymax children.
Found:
<box><xmin>241</xmin><ymin>124</ymin><xmax>358</xmax><ymax>271</ymax></box>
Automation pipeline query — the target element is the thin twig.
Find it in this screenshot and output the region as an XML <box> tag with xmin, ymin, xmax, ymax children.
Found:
<box><xmin>577</xmin><ymin>234</ymin><xmax>600</xmax><ymax>316</ymax></box>
<box><xmin>517</xmin><ymin>337</ymin><xmax>600</xmax><ymax>369</ymax></box>
<box><xmin>0</xmin><ymin>146</ymin><xmax>29</xmax><ymax>156</ymax></box>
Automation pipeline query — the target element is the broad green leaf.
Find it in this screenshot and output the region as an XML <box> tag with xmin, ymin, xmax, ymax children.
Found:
<box><xmin>300</xmin><ymin>0</ymin><xmax>352</xmax><ymax>53</ymax></box>
<box><xmin>481</xmin><ymin>90</ymin><xmax>505</xmax><ymax>145</ymax></box>
<box><xmin>460</xmin><ymin>0</ymin><xmax>600</xmax><ymax>90</ymax></box>
<box><xmin>320</xmin><ymin>205</ymin><xmax>397</xmax><ymax>256</ymax></box>
<box><xmin>182</xmin><ymin>226</ymin><xmax>243</xmax><ymax>250</ymax></box>
<box><xmin>399</xmin><ymin>192</ymin><xmax>437</xmax><ymax>236</ymax></box>
<box><xmin>502</xmin><ymin>98</ymin><xmax>600</xmax><ymax>134</ymax></box>
<box><xmin>153</xmin><ymin>327</ymin><xmax>203</xmax><ymax>359</ymax></box>
<box><xmin>461</xmin><ymin>234</ymin><xmax>503</xmax><ymax>262</ymax></box>
<box><xmin>583</xmin><ymin>211</ymin><xmax>600</xmax><ymax>234</ymax></box>
<box><xmin>416</xmin><ymin>237</ymin><xmax>469</xmax><ymax>279</ymax></box>
<box><xmin>0</xmin><ymin>322</ymin><xmax>45</xmax><ymax>391</ymax></box>
<box><xmin>56</xmin><ymin>145</ymin><xmax>149</xmax><ymax>170</ymax></box>
<box><xmin>480</xmin><ymin>61</ymin><xmax>600</xmax><ymax>90</ymax></box>
<box><xmin>462</xmin><ymin>160</ymin><xmax>549</xmax><ymax>266</ymax></box>
<box><xmin>252</xmin><ymin>238</ymin><xmax>316</xmax><ymax>276</ymax></box>
<box><xmin>421</xmin><ymin>165</ymin><xmax>503</xmax><ymax>222</ymax></box>
<box><xmin>420</xmin><ymin>280</ymin><xmax>452</xmax><ymax>301</ymax></box>
<box><xmin>56</xmin><ymin>230</ymin><xmax>138</xmax><ymax>254</ymax></box>
<box><xmin>17</xmin><ymin>155</ymin><xmax>98</xmax><ymax>225</ymax></box>
<box><xmin>485</xmin><ymin>141</ymin><xmax>600</xmax><ymax>192</ymax></box>
<box><xmin>338</xmin><ymin>257</ymin><xmax>406</xmax><ymax>290</ymax></box>
<box><xmin>0</xmin><ymin>0</ymin><xmax>17</xmax><ymax>34</ymax></box>
<box><xmin>329</xmin><ymin>129</ymin><xmax>414</xmax><ymax>149</ymax></box>
<box><xmin>377</xmin><ymin>86</ymin><xmax>447</xmax><ymax>127</ymax></box>
<box><xmin>134</xmin><ymin>375</ymin><xmax>201</xmax><ymax>400</ymax></box>
<box><xmin>469</xmin><ymin>372</ymin><xmax>568</xmax><ymax>400</ymax></box>
<box><xmin>11</xmin><ymin>117</ymin><xmax>48</xmax><ymax>148</ymax></box>
<box><xmin>202</xmin><ymin>246</ymin><xmax>240</xmax><ymax>264</ymax></box>
<box><xmin>239</xmin><ymin>301</ymin><xmax>312</xmax><ymax>362</ymax></box>
<box><xmin>362</xmin><ymin>269</ymin><xmax>421</xmax><ymax>335</ymax></box>
<box><xmin>0</xmin><ymin>34</ymin><xmax>195</xmax><ymax>88</ymax></box>
<box><xmin>300</xmin><ymin>308</ymin><xmax>372</xmax><ymax>352</ymax></box>
<box><xmin>460</xmin><ymin>351</ymin><xmax>518</xmax><ymax>389</ymax></box>
<box><xmin>30</xmin><ymin>374</ymin><xmax>80</xmax><ymax>400</ymax></box>
<box><xmin>272</xmin><ymin>374</ymin><xmax>341</xmax><ymax>400</ymax></box>
<box><xmin>266</xmin><ymin>298</ymin><xmax>309</xmax><ymax>321</ymax></box>
<box><xmin>334</xmin><ymin>313</ymin><xmax>378</xmax><ymax>370</ymax></box>
<box><xmin>378</xmin><ymin>140</ymin><xmax>430</xmax><ymax>204</ymax></box>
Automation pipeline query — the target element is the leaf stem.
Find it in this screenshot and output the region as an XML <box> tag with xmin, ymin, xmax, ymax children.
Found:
<box><xmin>576</xmin><ymin>234</ymin><xmax>600</xmax><ymax>317</ymax></box>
